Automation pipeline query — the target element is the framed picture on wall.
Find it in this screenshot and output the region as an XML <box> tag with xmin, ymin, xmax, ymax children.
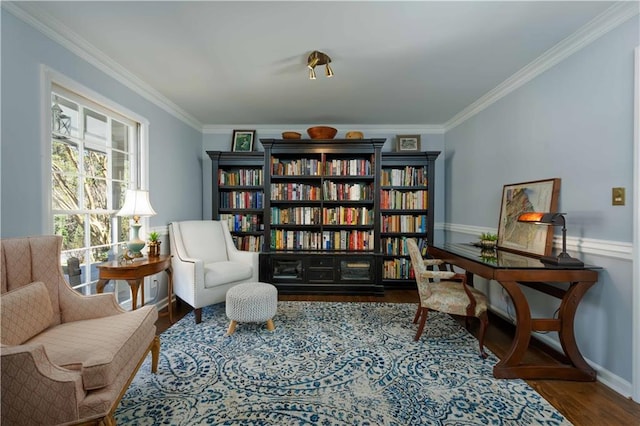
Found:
<box><xmin>231</xmin><ymin>130</ymin><xmax>256</xmax><ymax>152</ymax></box>
<box><xmin>396</xmin><ymin>135</ymin><xmax>421</xmax><ymax>151</ymax></box>
<box><xmin>497</xmin><ymin>178</ymin><xmax>561</xmax><ymax>256</ymax></box>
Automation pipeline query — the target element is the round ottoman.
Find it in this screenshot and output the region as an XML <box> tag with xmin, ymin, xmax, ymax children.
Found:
<box><xmin>225</xmin><ymin>282</ymin><xmax>278</xmax><ymax>335</ymax></box>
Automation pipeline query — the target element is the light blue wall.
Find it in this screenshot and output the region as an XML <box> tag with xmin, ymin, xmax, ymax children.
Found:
<box><xmin>1</xmin><ymin>9</ymin><xmax>203</xmax><ymax>239</ymax></box>
<box><xmin>444</xmin><ymin>18</ymin><xmax>638</xmax><ymax>386</ymax></box>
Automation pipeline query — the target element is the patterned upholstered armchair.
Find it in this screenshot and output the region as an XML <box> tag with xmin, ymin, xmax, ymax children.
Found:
<box><xmin>0</xmin><ymin>235</ymin><xmax>160</xmax><ymax>425</ymax></box>
<box><xmin>406</xmin><ymin>239</ymin><xmax>489</xmax><ymax>358</ymax></box>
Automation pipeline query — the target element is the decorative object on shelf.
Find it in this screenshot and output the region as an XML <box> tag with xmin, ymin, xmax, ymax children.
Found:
<box><xmin>517</xmin><ymin>212</ymin><xmax>584</xmax><ymax>267</ymax></box>
<box><xmin>346</xmin><ymin>131</ymin><xmax>363</xmax><ymax>139</ymax></box>
<box><xmin>307</xmin><ymin>126</ymin><xmax>338</xmax><ymax>139</ymax></box>
<box><xmin>282</xmin><ymin>131</ymin><xmax>302</xmax><ymax>139</ymax></box>
<box><xmin>478</xmin><ymin>232</ymin><xmax>498</xmax><ymax>249</ymax></box>
<box><xmin>117</xmin><ymin>189</ymin><xmax>157</xmax><ymax>258</ymax></box>
<box><xmin>396</xmin><ymin>135</ymin><xmax>421</xmax><ymax>151</ymax></box>
<box><xmin>307</xmin><ymin>50</ymin><xmax>334</xmax><ymax>80</ymax></box>
<box><xmin>147</xmin><ymin>231</ymin><xmax>161</xmax><ymax>257</ymax></box>
<box><xmin>497</xmin><ymin>178</ymin><xmax>560</xmax><ymax>256</ymax></box>
<box><xmin>232</xmin><ymin>130</ymin><xmax>256</xmax><ymax>152</ymax></box>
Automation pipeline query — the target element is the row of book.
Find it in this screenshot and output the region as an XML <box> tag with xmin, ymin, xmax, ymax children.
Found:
<box><xmin>270</xmin><ymin>207</ymin><xmax>321</xmax><ymax>225</ymax></box>
<box><xmin>271</xmin><ymin>158</ymin><xmax>322</xmax><ymax>176</ymax></box>
<box><xmin>231</xmin><ymin>235</ymin><xmax>263</xmax><ymax>252</ymax></box>
<box><xmin>271</xmin><ymin>183</ymin><xmax>321</xmax><ymax>201</ymax></box>
<box><xmin>270</xmin><ymin>230</ymin><xmax>374</xmax><ymax>251</ymax></box>
<box><xmin>382</xmin><ymin>258</ymin><xmax>416</xmax><ymax>280</ymax></box>
<box><xmin>219</xmin><ymin>191</ymin><xmax>263</xmax><ymax>209</ymax></box>
<box><xmin>270</xmin><ymin>207</ymin><xmax>374</xmax><ymax>226</ymax></box>
<box><xmin>220</xmin><ymin>214</ymin><xmax>262</xmax><ymax>232</ymax></box>
<box><xmin>380</xmin><ymin>215</ymin><xmax>428</xmax><ymax>233</ymax></box>
<box><xmin>322</xmin><ymin>182</ymin><xmax>373</xmax><ymax>201</ymax></box>
<box><xmin>218</xmin><ymin>169</ymin><xmax>262</xmax><ymax>186</ymax></box>
<box><xmin>380</xmin><ymin>189</ymin><xmax>428</xmax><ymax>210</ymax></box>
<box><xmin>323</xmin><ymin>158</ymin><xmax>372</xmax><ymax>176</ymax></box>
<box><xmin>381</xmin><ymin>237</ymin><xmax>428</xmax><ymax>256</ymax></box>
<box><xmin>380</xmin><ymin>166</ymin><xmax>428</xmax><ymax>186</ymax></box>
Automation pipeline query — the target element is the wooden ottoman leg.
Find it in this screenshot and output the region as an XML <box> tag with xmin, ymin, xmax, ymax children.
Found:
<box><xmin>266</xmin><ymin>319</ymin><xmax>275</xmax><ymax>331</ymax></box>
<box><xmin>227</xmin><ymin>320</ymin><xmax>237</xmax><ymax>336</ymax></box>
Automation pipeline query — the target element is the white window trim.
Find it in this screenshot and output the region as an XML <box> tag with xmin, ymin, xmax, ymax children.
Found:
<box><xmin>40</xmin><ymin>65</ymin><xmax>151</xmax><ymax>235</ymax></box>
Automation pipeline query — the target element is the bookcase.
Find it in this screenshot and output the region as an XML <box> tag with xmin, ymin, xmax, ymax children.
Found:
<box><xmin>208</xmin><ymin>143</ymin><xmax>440</xmax><ymax>294</ymax></box>
<box><xmin>380</xmin><ymin>152</ymin><xmax>440</xmax><ymax>288</ymax></box>
<box><xmin>207</xmin><ymin>151</ymin><xmax>265</xmax><ymax>252</ymax></box>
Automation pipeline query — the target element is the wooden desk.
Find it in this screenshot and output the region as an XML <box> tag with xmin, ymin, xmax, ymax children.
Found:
<box><xmin>428</xmin><ymin>243</ymin><xmax>600</xmax><ymax>381</ymax></box>
<box><xmin>97</xmin><ymin>254</ymin><xmax>174</xmax><ymax>323</ymax></box>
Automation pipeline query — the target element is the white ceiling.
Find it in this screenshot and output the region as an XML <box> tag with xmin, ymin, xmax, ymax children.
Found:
<box><xmin>11</xmin><ymin>1</ymin><xmax>623</xmax><ymax>128</ymax></box>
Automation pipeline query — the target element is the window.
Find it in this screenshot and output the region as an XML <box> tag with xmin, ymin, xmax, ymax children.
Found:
<box><xmin>50</xmin><ymin>83</ymin><xmax>141</xmax><ymax>297</ymax></box>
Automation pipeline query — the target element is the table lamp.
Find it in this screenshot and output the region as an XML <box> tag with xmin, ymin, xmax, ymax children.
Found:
<box><xmin>517</xmin><ymin>212</ymin><xmax>583</xmax><ymax>267</ymax></box>
<box><xmin>117</xmin><ymin>189</ymin><xmax>156</xmax><ymax>258</ymax></box>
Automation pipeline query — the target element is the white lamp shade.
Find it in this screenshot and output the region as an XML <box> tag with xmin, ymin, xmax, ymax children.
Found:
<box><xmin>117</xmin><ymin>189</ymin><xmax>156</xmax><ymax>218</ymax></box>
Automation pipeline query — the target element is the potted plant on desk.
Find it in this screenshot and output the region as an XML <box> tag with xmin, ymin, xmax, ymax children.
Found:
<box><xmin>147</xmin><ymin>231</ymin><xmax>161</xmax><ymax>257</ymax></box>
<box><xmin>479</xmin><ymin>232</ymin><xmax>498</xmax><ymax>249</ymax></box>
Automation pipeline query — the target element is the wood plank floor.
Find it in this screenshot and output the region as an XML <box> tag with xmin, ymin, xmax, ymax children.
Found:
<box><xmin>156</xmin><ymin>290</ymin><xmax>640</xmax><ymax>426</ymax></box>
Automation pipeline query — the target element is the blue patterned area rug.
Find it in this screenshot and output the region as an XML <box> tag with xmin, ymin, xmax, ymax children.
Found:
<box><xmin>116</xmin><ymin>302</ymin><xmax>570</xmax><ymax>425</ymax></box>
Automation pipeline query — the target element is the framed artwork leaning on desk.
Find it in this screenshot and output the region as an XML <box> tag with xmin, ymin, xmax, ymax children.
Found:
<box><xmin>497</xmin><ymin>178</ymin><xmax>560</xmax><ymax>256</ymax></box>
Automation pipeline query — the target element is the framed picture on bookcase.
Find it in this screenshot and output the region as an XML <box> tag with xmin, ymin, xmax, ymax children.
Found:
<box><xmin>232</xmin><ymin>130</ymin><xmax>256</xmax><ymax>152</ymax></box>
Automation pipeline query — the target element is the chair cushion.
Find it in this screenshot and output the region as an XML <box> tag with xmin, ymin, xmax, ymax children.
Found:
<box><xmin>204</xmin><ymin>261</ymin><xmax>253</xmax><ymax>288</ymax></box>
<box><xmin>1</xmin><ymin>282</ymin><xmax>53</xmax><ymax>345</ymax></box>
<box><xmin>26</xmin><ymin>305</ymin><xmax>157</xmax><ymax>391</ymax></box>
<box><xmin>177</xmin><ymin>221</ymin><xmax>228</xmax><ymax>263</ymax></box>
<box><xmin>421</xmin><ymin>281</ymin><xmax>488</xmax><ymax>317</ymax></box>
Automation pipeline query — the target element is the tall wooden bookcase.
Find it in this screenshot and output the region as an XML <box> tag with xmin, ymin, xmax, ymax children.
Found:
<box><xmin>208</xmin><ymin>142</ymin><xmax>440</xmax><ymax>294</ymax></box>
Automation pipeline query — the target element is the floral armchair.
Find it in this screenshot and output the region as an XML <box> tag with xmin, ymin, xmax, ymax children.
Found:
<box><xmin>406</xmin><ymin>238</ymin><xmax>489</xmax><ymax>358</ymax></box>
<box><xmin>1</xmin><ymin>235</ymin><xmax>160</xmax><ymax>425</ymax></box>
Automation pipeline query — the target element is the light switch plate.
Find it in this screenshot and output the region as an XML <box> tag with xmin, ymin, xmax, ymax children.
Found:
<box><xmin>612</xmin><ymin>187</ymin><xmax>625</xmax><ymax>206</ymax></box>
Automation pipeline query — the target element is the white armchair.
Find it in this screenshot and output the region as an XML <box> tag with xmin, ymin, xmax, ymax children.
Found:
<box><xmin>168</xmin><ymin>220</ymin><xmax>260</xmax><ymax>324</ymax></box>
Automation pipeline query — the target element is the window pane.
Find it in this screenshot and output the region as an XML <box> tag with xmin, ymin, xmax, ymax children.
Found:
<box><xmin>52</xmin><ymin>173</ymin><xmax>79</xmax><ymax>210</ymax></box>
<box><xmin>85</xmin><ymin>177</ymin><xmax>107</xmax><ymax>209</ymax></box>
<box><xmin>55</xmin><ymin>214</ymin><xmax>84</xmax><ymax>251</ymax></box>
<box><xmin>52</xmin><ymin>139</ymin><xmax>79</xmax><ymax>172</ymax></box>
<box><xmin>84</xmin><ymin>109</ymin><xmax>107</xmax><ymax>143</ymax></box>
<box><xmin>52</xmin><ymin>96</ymin><xmax>79</xmax><ymax>137</ymax></box>
<box><xmin>118</xmin><ymin>216</ymin><xmax>130</xmax><ymax>242</ymax></box>
<box><xmin>89</xmin><ymin>213</ymin><xmax>112</xmax><ymax>247</ymax></box>
<box><xmin>112</xmin><ymin>151</ymin><xmax>129</xmax><ymax>182</ymax></box>
<box><xmin>112</xmin><ymin>181</ymin><xmax>127</xmax><ymax>211</ymax></box>
<box><xmin>84</xmin><ymin>148</ymin><xmax>107</xmax><ymax>178</ymax></box>
<box><xmin>112</xmin><ymin>120</ymin><xmax>129</xmax><ymax>152</ymax></box>
<box><xmin>91</xmin><ymin>245</ymin><xmax>111</xmax><ymax>264</ymax></box>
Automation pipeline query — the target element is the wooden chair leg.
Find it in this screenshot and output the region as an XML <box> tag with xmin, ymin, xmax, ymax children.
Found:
<box><xmin>414</xmin><ymin>308</ymin><xmax>428</xmax><ymax>341</ymax></box>
<box><xmin>151</xmin><ymin>335</ymin><xmax>160</xmax><ymax>373</ymax></box>
<box><xmin>195</xmin><ymin>308</ymin><xmax>202</xmax><ymax>324</ymax></box>
<box><xmin>477</xmin><ymin>313</ymin><xmax>489</xmax><ymax>359</ymax></box>
<box><xmin>413</xmin><ymin>305</ymin><xmax>422</xmax><ymax>324</ymax></box>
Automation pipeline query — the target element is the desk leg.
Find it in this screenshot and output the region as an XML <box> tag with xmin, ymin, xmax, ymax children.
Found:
<box><xmin>96</xmin><ymin>279</ymin><xmax>110</xmax><ymax>294</ymax></box>
<box><xmin>127</xmin><ymin>279</ymin><xmax>142</xmax><ymax>310</ymax></box>
<box><xmin>494</xmin><ymin>280</ymin><xmax>532</xmax><ymax>377</ymax></box>
<box><xmin>557</xmin><ymin>281</ymin><xmax>597</xmax><ymax>380</ymax></box>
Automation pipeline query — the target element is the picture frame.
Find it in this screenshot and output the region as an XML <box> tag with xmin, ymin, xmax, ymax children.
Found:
<box><xmin>497</xmin><ymin>178</ymin><xmax>561</xmax><ymax>256</ymax></box>
<box><xmin>396</xmin><ymin>135</ymin><xmax>421</xmax><ymax>152</ymax></box>
<box><xmin>231</xmin><ymin>130</ymin><xmax>256</xmax><ymax>152</ymax></box>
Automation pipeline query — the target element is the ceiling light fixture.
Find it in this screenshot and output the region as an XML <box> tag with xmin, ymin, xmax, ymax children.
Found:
<box><xmin>307</xmin><ymin>50</ymin><xmax>333</xmax><ymax>80</ymax></box>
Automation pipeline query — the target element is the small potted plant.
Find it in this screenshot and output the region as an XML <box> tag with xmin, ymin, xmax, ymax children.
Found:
<box><xmin>479</xmin><ymin>232</ymin><xmax>498</xmax><ymax>249</ymax></box>
<box><xmin>147</xmin><ymin>231</ymin><xmax>161</xmax><ymax>257</ymax></box>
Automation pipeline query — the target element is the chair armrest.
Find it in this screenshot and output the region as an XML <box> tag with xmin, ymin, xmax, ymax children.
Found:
<box><xmin>59</xmin><ymin>283</ymin><xmax>126</xmax><ymax>322</ymax></box>
<box><xmin>229</xmin><ymin>249</ymin><xmax>260</xmax><ymax>281</ymax></box>
<box><xmin>419</xmin><ymin>270</ymin><xmax>457</xmax><ymax>280</ymax></box>
<box><xmin>423</xmin><ymin>259</ymin><xmax>445</xmax><ymax>267</ymax></box>
<box><xmin>1</xmin><ymin>344</ymin><xmax>84</xmax><ymax>424</ymax></box>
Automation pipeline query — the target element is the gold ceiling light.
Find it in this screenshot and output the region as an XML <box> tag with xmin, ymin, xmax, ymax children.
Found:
<box><xmin>307</xmin><ymin>50</ymin><xmax>333</xmax><ymax>80</ymax></box>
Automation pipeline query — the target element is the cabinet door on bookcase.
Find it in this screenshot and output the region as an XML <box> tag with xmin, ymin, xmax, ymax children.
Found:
<box><xmin>207</xmin><ymin>151</ymin><xmax>265</xmax><ymax>252</ymax></box>
<box><xmin>380</xmin><ymin>151</ymin><xmax>440</xmax><ymax>288</ymax></box>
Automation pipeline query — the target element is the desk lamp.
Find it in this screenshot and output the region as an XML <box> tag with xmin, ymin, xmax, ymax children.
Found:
<box><xmin>117</xmin><ymin>189</ymin><xmax>156</xmax><ymax>257</ymax></box>
<box><xmin>517</xmin><ymin>212</ymin><xmax>583</xmax><ymax>267</ymax></box>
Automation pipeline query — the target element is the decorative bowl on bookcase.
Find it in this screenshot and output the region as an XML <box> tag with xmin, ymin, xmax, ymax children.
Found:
<box><xmin>307</xmin><ymin>126</ymin><xmax>337</xmax><ymax>139</ymax></box>
<box><xmin>282</xmin><ymin>131</ymin><xmax>302</xmax><ymax>139</ymax></box>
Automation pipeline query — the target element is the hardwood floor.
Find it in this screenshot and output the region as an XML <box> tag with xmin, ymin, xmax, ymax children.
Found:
<box><xmin>156</xmin><ymin>290</ymin><xmax>640</xmax><ymax>426</ymax></box>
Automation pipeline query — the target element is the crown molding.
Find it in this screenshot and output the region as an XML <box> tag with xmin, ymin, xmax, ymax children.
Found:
<box><xmin>202</xmin><ymin>124</ymin><xmax>446</xmax><ymax>135</ymax></box>
<box><xmin>3</xmin><ymin>1</ymin><xmax>203</xmax><ymax>131</ymax></box>
<box><xmin>443</xmin><ymin>1</ymin><xmax>639</xmax><ymax>132</ymax></box>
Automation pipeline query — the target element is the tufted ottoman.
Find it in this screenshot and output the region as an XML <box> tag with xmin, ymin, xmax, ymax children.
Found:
<box><xmin>225</xmin><ymin>282</ymin><xmax>278</xmax><ymax>335</ymax></box>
